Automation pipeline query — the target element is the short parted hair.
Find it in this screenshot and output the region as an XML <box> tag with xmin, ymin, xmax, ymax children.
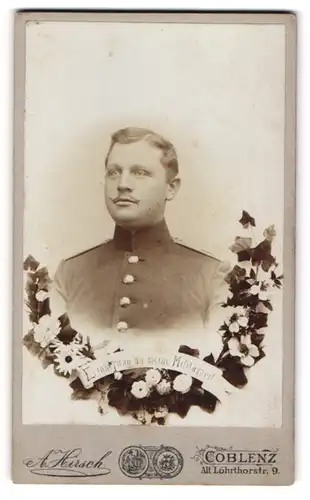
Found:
<box><xmin>105</xmin><ymin>127</ymin><xmax>179</xmax><ymax>180</ymax></box>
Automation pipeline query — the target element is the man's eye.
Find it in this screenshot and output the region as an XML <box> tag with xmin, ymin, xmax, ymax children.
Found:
<box><xmin>106</xmin><ymin>169</ymin><xmax>119</xmax><ymax>178</ymax></box>
<box><xmin>134</xmin><ymin>170</ymin><xmax>148</xmax><ymax>177</ymax></box>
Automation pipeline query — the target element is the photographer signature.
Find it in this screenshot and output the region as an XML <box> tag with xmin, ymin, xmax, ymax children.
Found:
<box><xmin>23</xmin><ymin>448</ymin><xmax>112</xmax><ymax>477</ymax></box>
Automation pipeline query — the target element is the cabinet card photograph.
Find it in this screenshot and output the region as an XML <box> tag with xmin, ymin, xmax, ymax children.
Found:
<box><xmin>13</xmin><ymin>11</ymin><xmax>296</xmax><ymax>485</ymax></box>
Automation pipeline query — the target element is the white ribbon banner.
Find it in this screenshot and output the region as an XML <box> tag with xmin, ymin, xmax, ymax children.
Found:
<box><xmin>78</xmin><ymin>351</ymin><xmax>238</xmax><ymax>402</ymax></box>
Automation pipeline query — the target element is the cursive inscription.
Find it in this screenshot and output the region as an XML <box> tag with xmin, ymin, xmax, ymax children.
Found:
<box><xmin>23</xmin><ymin>448</ymin><xmax>112</xmax><ymax>477</ymax></box>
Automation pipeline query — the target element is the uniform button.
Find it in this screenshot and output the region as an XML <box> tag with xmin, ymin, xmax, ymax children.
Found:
<box><xmin>123</xmin><ymin>274</ymin><xmax>135</xmax><ymax>284</ymax></box>
<box><xmin>128</xmin><ymin>255</ymin><xmax>139</xmax><ymax>264</ymax></box>
<box><xmin>120</xmin><ymin>297</ymin><xmax>131</xmax><ymax>307</ymax></box>
<box><xmin>117</xmin><ymin>321</ymin><xmax>128</xmax><ymax>332</ymax></box>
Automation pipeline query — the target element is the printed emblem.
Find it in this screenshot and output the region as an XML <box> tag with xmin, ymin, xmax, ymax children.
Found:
<box><xmin>119</xmin><ymin>446</ymin><xmax>149</xmax><ymax>478</ymax></box>
<box><xmin>153</xmin><ymin>446</ymin><xmax>183</xmax><ymax>478</ymax></box>
<box><xmin>119</xmin><ymin>445</ymin><xmax>183</xmax><ymax>479</ymax></box>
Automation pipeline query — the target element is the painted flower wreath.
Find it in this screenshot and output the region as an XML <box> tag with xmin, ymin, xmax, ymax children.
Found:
<box><xmin>23</xmin><ymin>211</ymin><xmax>283</xmax><ymax>425</ymax></box>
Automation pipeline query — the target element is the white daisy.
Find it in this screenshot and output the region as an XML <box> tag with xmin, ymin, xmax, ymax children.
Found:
<box><xmin>131</xmin><ymin>380</ymin><xmax>150</xmax><ymax>399</ymax></box>
<box><xmin>173</xmin><ymin>374</ymin><xmax>192</xmax><ymax>394</ymax></box>
<box><xmin>54</xmin><ymin>346</ymin><xmax>85</xmax><ymax>376</ymax></box>
<box><xmin>33</xmin><ymin>315</ymin><xmax>60</xmax><ymax>348</ymax></box>
<box><xmin>228</xmin><ymin>335</ymin><xmax>260</xmax><ymax>367</ymax></box>
<box><xmin>145</xmin><ymin>369</ymin><xmax>161</xmax><ymax>387</ymax></box>
<box><xmin>226</xmin><ymin>306</ymin><xmax>249</xmax><ymax>333</ymax></box>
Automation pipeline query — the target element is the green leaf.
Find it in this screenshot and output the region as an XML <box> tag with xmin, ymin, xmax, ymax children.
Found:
<box><xmin>250</xmin><ymin>268</ymin><xmax>256</xmax><ymax>280</ymax></box>
<box><xmin>239</xmin><ymin>211</ymin><xmax>256</xmax><ymax>228</ymax></box>
<box><xmin>263</xmin><ymin>224</ymin><xmax>276</xmax><ymax>242</ymax></box>
<box><xmin>178</xmin><ymin>345</ymin><xmax>200</xmax><ymax>358</ymax></box>
<box><xmin>262</xmin><ymin>300</ymin><xmax>273</xmax><ymax>311</ymax></box>
<box><xmin>229</xmin><ymin>237</ymin><xmax>252</xmax><ymax>254</ymax></box>
<box><xmin>23</xmin><ymin>331</ymin><xmax>41</xmax><ymax>356</ymax></box>
<box><xmin>23</xmin><ymin>255</ymin><xmax>40</xmax><ymax>271</ymax></box>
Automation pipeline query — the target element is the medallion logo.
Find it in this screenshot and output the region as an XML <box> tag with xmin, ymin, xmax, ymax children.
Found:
<box><xmin>119</xmin><ymin>445</ymin><xmax>183</xmax><ymax>479</ymax></box>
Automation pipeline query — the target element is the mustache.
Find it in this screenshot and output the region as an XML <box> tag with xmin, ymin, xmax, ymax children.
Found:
<box><xmin>111</xmin><ymin>195</ymin><xmax>139</xmax><ymax>204</ymax></box>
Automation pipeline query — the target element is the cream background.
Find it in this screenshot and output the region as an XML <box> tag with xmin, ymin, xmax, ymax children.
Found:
<box><xmin>23</xmin><ymin>21</ymin><xmax>285</xmax><ymax>426</ymax></box>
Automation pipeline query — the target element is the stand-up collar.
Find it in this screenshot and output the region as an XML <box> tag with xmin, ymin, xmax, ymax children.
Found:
<box><xmin>113</xmin><ymin>220</ymin><xmax>173</xmax><ymax>252</ymax></box>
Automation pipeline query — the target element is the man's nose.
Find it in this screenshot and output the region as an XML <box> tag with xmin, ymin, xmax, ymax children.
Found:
<box><xmin>117</xmin><ymin>171</ymin><xmax>132</xmax><ymax>191</ymax></box>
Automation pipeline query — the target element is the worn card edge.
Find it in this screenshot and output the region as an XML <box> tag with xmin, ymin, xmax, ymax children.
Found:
<box><xmin>12</xmin><ymin>11</ymin><xmax>297</xmax><ymax>485</ymax></box>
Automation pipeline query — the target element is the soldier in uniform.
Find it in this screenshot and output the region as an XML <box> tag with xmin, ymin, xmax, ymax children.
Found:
<box><xmin>52</xmin><ymin>127</ymin><xmax>230</xmax><ymax>353</ymax></box>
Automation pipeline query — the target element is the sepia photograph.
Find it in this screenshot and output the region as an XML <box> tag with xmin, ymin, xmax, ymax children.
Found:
<box><xmin>21</xmin><ymin>16</ymin><xmax>286</xmax><ymax>428</ymax></box>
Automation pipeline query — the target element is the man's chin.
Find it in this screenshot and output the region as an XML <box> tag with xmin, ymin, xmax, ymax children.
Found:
<box><xmin>110</xmin><ymin>207</ymin><xmax>141</xmax><ymax>227</ymax></box>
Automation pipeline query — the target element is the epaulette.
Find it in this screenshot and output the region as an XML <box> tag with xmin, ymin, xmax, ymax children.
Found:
<box><xmin>173</xmin><ymin>238</ymin><xmax>220</xmax><ymax>262</ymax></box>
<box><xmin>65</xmin><ymin>239</ymin><xmax>112</xmax><ymax>262</ymax></box>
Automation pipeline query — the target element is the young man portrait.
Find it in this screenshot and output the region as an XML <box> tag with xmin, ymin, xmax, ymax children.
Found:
<box><xmin>52</xmin><ymin>127</ymin><xmax>229</xmax><ymax>351</ymax></box>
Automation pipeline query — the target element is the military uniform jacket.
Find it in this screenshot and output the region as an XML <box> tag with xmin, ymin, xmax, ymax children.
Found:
<box><xmin>52</xmin><ymin>221</ymin><xmax>230</xmax><ymax>350</ymax></box>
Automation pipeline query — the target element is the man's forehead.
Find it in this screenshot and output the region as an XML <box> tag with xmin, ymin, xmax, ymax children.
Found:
<box><xmin>107</xmin><ymin>140</ymin><xmax>163</xmax><ymax>166</ymax></box>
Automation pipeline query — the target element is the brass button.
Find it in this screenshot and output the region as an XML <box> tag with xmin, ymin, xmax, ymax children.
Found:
<box><xmin>123</xmin><ymin>274</ymin><xmax>135</xmax><ymax>284</ymax></box>
<box><xmin>128</xmin><ymin>255</ymin><xmax>139</xmax><ymax>264</ymax></box>
<box><xmin>120</xmin><ymin>297</ymin><xmax>131</xmax><ymax>307</ymax></box>
<box><xmin>117</xmin><ymin>321</ymin><xmax>128</xmax><ymax>332</ymax></box>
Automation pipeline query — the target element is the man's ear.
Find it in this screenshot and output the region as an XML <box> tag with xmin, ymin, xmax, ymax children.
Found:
<box><xmin>166</xmin><ymin>178</ymin><xmax>181</xmax><ymax>201</ymax></box>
